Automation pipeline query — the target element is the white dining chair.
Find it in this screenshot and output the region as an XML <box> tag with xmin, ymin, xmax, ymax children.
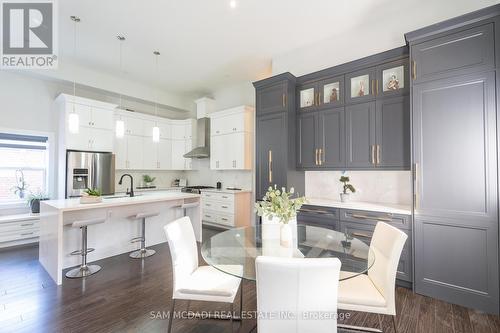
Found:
<box><xmin>337</xmin><ymin>222</ymin><xmax>408</xmax><ymax>333</ymax></box>
<box><xmin>255</xmin><ymin>256</ymin><xmax>341</xmax><ymax>333</ymax></box>
<box><xmin>163</xmin><ymin>216</ymin><xmax>243</xmax><ymax>333</ymax></box>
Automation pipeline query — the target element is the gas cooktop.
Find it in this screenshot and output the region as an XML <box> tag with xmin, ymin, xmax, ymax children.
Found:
<box><xmin>181</xmin><ymin>186</ymin><xmax>215</xmax><ymax>194</ymax></box>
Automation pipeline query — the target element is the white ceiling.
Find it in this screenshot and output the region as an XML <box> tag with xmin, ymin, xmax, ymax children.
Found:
<box><xmin>58</xmin><ymin>0</ymin><xmax>400</xmax><ymax>95</ymax></box>
<box><xmin>58</xmin><ymin>0</ymin><xmax>496</xmax><ymax>97</ymax></box>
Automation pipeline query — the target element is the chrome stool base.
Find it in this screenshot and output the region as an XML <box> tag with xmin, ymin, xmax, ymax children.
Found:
<box><xmin>129</xmin><ymin>248</ymin><xmax>156</xmax><ymax>259</ymax></box>
<box><xmin>65</xmin><ymin>264</ymin><xmax>102</xmax><ymax>278</ymax></box>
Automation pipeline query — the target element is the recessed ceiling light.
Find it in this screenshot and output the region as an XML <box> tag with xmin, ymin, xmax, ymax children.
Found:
<box><xmin>229</xmin><ymin>0</ymin><xmax>237</xmax><ymax>9</ymax></box>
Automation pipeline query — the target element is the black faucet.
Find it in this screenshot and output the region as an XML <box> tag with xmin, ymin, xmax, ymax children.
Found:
<box><xmin>118</xmin><ymin>174</ymin><xmax>134</xmax><ymax>197</ymax></box>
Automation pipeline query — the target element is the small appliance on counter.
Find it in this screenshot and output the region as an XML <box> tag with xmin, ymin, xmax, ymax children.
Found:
<box><xmin>216</xmin><ymin>181</ymin><xmax>222</xmax><ymax>189</ymax></box>
<box><xmin>172</xmin><ymin>179</ymin><xmax>187</xmax><ymax>187</ymax></box>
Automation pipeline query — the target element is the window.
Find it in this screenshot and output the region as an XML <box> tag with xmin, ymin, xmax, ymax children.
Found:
<box><xmin>0</xmin><ymin>133</ymin><xmax>49</xmax><ymax>203</ymax></box>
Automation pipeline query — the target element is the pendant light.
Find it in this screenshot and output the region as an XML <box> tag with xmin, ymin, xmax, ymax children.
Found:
<box><xmin>115</xmin><ymin>35</ymin><xmax>126</xmax><ymax>138</ymax></box>
<box><xmin>68</xmin><ymin>16</ymin><xmax>81</xmax><ymax>134</ymax></box>
<box><xmin>152</xmin><ymin>51</ymin><xmax>161</xmax><ymax>143</ymax></box>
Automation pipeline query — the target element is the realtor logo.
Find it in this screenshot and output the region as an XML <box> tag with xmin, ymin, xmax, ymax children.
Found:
<box><xmin>1</xmin><ymin>0</ymin><xmax>58</xmax><ymax>69</ymax></box>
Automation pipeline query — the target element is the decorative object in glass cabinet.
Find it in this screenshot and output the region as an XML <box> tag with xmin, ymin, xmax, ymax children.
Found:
<box><xmin>350</xmin><ymin>75</ymin><xmax>370</xmax><ymax>98</ymax></box>
<box><xmin>300</xmin><ymin>88</ymin><xmax>315</xmax><ymax>108</ymax></box>
<box><xmin>383</xmin><ymin>65</ymin><xmax>404</xmax><ymax>92</ymax></box>
<box><xmin>323</xmin><ymin>82</ymin><xmax>340</xmax><ymax>104</ymax></box>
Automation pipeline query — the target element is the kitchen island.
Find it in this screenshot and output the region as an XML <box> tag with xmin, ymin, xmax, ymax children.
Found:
<box><xmin>39</xmin><ymin>191</ymin><xmax>201</xmax><ymax>285</ymax></box>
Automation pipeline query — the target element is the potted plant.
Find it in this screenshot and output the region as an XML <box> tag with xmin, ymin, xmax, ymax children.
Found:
<box><xmin>255</xmin><ymin>186</ymin><xmax>307</xmax><ymax>247</ymax></box>
<box><xmin>11</xmin><ymin>169</ymin><xmax>28</xmax><ymax>199</ymax></box>
<box><xmin>142</xmin><ymin>174</ymin><xmax>156</xmax><ymax>187</ymax></box>
<box><xmin>80</xmin><ymin>188</ymin><xmax>102</xmax><ymax>204</ymax></box>
<box><xmin>26</xmin><ymin>192</ymin><xmax>50</xmax><ymax>214</ymax></box>
<box><xmin>339</xmin><ymin>176</ymin><xmax>356</xmax><ymax>202</ymax></box>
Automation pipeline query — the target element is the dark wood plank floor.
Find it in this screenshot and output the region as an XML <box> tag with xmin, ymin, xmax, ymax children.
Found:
<box><xmin>0</xmin><ymin>228</ymin><xmax>498</xmax><ymax>333</ymax></box>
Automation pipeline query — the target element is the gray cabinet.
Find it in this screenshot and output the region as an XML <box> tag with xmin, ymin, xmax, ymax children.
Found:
<box><xmin>338</xmin><ymin>209</ymin><xmax>412</xmax><ymax>284</ymax></box>
<box><xmin>298</xmin><ymin>76</ymin><xmax>344</xmax><ymax>111</ymax></box>
<box><xmin>297</xmin><ymin>112</ymin><xmax>317</xmax><ymax>168</ymax></box>
<box><xmin>254</xmin><ymin>73</ymin><xmax>304</xmax><ymax>200</ymax></box>
<box><xmin>410</xmin><ymin>23</ymin><xmax>494</xmax><ymax>83</ymax></box>
<box><xmin>375</xmin><ymin>96</ymin><xmax>410</xmax><ymax>168</ymax></box>
<box><xmin>256</xmin><ymin>113</ymin><xmax>287</xmax><ymax>200</ymax></box>
<box><xmin>297</xmin><ymin>205</ymin><xmax>339</xmax><ymax>230</ymax></box>
<box><xmin>412</xmin><ymin>70</ymin><xmax>498</xmax><ymax>314</ymax></box>
<box><xmin>256</xmin><ymin>80</ymin><xmax>288</xmax><ymax>115</ymax></box>
<box><xmin>298</xmin><ymin>107</ymin><xmax>345</xmax><ymax>169</ymax></box>
<box><xmin>346</xmin><ymin>102</ymin><xmax>376</xmax><ymax>168</ymax></box>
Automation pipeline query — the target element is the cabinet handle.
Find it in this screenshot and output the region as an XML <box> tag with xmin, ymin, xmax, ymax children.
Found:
<box><xmin>376</xmin><ymin>80</ymin><xmax>379</xmax><ymax>95</ymax></box>
<box><xmin>351</xmin><ymin>213</ymin><xmax>393</xmax><ymax>223</ymax></box>
<box><xmin>371</xmin><ymin>80</ymin><xmax>375</xmax><ymax>95</ymax></box>
<box><xmin>221</xmin><ymin>205</ymin><xmax>228</xmax><ymax>209</ymax></box>
<box><xmin>21</xmin><ymin>223</ymin><xmax>34</xmax><ymax>226</ymax></box>
<box><xmin>205</xmin><ymin>215</ymin><xmax>212</xmax><ymax>218</ymax></box>
<box><xmin>282</xmin><ymin>94</ymin><xmax>286</xmax><ymax>107</ymax></box>
<box><xmin>352</xmin><ymin>232</ymin><xmax>371</xmax><ymax>239</ymax></box>
<box><xmin>20</xmin><ymin>232</ymin><xmax>34</xmax><ymax>236</ymax></box>
<box><xmin>268</xmin><ymin>150</ymin><xmax>273</xmax><ymax>183</ymax></box>
<box><xmin>221</xmin><ymin>218</ymin><xmax>228</xmax><ymax>221</ymax></box>
<box><xmin>318</xmin><ymin>92</ymin><xmax>322</xmax><ymax>106</ymax></box>
<box><xmin>414</xmin><ymin>163</ymin><xmax>419</xmax><ymax>209</ymax></box>
<box><xmin>411</xmin><ymin>60</ymin><xmax>417</xmax><ymax>80</ymax></box>
<box><xmin>376</xmin><ymin>145</ymin><xmax>380</xmax><ymax>165</ymax></box>
<box><xmin>370</xmin><ymin>145</ymin><xmax>375</xmax><ymax>164</ymax></box>
<box><xmin>222</xmin><ymin>196</ymin><xmax>228</xmax><ymax>199</ymax></box>
<box><xmin>318</xmin><ymin>148</ymin><xmax>323</xmax><ymax>165</ymax></box>
<box><xmin>315</xmin><ymin>148</ymin><xmax>318</xmax><ymax>165</ymax></box>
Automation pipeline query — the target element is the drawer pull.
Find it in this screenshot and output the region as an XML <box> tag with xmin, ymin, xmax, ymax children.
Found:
<box><xmin>352</xmin><ymin>232</ymin><xmax>371</xmax><ymax>238</ymax></box>
<box><xmin>221</xmin><ymin>205</ymin><xmax>228</xmax><ymax>209</ymax></box>
<box><xmin>20</xmin><ymin>232</ymin><xmax>34</xmax><ymax>236</ymax></box>
<box><xmin>351</xmin><ymin>213</ymin><xmax>392</xmax><ymax>222</ymax></box>
<box><xmin>205</xmin><ymin>203</ymin><xmax>211</xmax><ymax>206</ymax></box>
<box><xmin>222</xmin><ymin>196</ymin><xmax>228</xmax><ymax>199</ymax></box>
<box><xmin>21</xmin><ymin>223</ymin><xmax>34</xmax><ymax>227</ymax></box>
<box><xmin>205</xmin><ymin>215</ymin><xmax>212</xmax><ymax>218</ymax></box>
<box><xmin>221</xmin><ymin>218</ymin><xmax>228</xmax><ymax>221</ymax></box>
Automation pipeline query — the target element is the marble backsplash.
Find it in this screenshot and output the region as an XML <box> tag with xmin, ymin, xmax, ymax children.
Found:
<box><xmin>305</xmin><ymin>170</ymin><xmax>412</xmax><ymax>205</ymax></box>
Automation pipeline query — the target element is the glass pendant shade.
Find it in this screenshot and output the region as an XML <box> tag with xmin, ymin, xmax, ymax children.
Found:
<box><xmin>152</xmin><ymin>126</ymin><xmax>160</xmax><ymax>142</ymax></box>
<box><xmin>68</xmin><ymin>112</ymin><xmax>79</xmax><ymax>134</ymax></box>
<box><xmin>115</xmin><ymin>119</ymin><xmax>125</xmax><ymax>138</ymax></box>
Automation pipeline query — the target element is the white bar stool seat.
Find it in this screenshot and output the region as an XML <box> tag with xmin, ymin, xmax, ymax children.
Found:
<box><xmin>129</xmin><ymin>212</ymin><xmax>159</xmax><ymax>259</ymax></box>
<box><xmin>65</xmin><ymin>217</ymin><xmax>106</xmax><ymax>279</ymax></box>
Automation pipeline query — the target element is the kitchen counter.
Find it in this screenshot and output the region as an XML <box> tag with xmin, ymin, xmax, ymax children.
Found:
<box><xmin>43</xmin><ymin>191</ymin><xmax>199</xmax><ymax>212</ymax></box>
<box><xmin>39</xmin><ymin>191</ymin><xmax>202</xmax><ymax>285</ymax></box>
<box><xmin>201</xmin><ymin>188</ymin><xmax>252</xmax><ymax>194</ymax></box>
<box><xmin>305</xmin><ymin>198</ymin><xmax>411</xmax><ymax>215</ymax></box>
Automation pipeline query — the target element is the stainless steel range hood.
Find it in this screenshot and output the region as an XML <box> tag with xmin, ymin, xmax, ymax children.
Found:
<box><xmin>183</xmin><ymin>97</ymin><xmax>216</xmax><ymax>159</ymax></box>
<box><xmin>183</xmin><ymin>118</ymin><xmax>210</xmax><ymax>158</ymax></box>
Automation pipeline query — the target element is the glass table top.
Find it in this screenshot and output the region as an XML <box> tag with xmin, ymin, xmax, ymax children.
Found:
<box><xmin>201</xmin><ymin>224</ymin><xmax>375</xmax><ymax>281</ymax></box>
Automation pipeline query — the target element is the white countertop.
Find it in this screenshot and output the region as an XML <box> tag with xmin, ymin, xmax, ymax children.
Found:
<box><xmin>42</xmin><ymin>191</ymin><xmax>200</xmax><ymax>212</ymax></box>
<box><xmin>201</xmin><ymin>188</ymin><xmax>252</xmax><ymax>194</ymax></box>
<box><xmin>305</xmin><ymin>198</ymin><xmax>412</xmax><ymax>215</ymax></box>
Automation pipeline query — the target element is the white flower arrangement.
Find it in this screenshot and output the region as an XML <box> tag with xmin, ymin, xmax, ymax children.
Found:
<box><xmin>255</xmin><ymin>185</ymin><xmax>307</xmax><ymax>224</ymax></box>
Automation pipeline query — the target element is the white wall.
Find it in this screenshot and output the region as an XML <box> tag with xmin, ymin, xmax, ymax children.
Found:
<box><xmin>272</xmin><ymin>0</ymin><xmax>498</xmax><ymax>76</ymax></box>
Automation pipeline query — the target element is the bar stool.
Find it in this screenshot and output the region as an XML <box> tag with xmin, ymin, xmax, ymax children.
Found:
<box><xmin>66</xmin><ymin>217</ymin><xmax>106</xmax><ymax>279</ymax></box>
<box><xmin>129</xmin><ymin>212</ymin><xmax>159</xmax><ymax>259</ymax></box>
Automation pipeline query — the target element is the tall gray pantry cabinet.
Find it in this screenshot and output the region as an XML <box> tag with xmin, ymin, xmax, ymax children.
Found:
<box><xmin>406</xmin><ymin>6</ymin><xmax>500</xmax><ymax>314</ymax></box>
<box><xmin>253</xmin><ymin>73</ymin><xmax>305</xmax><ymax>200</ymax></box>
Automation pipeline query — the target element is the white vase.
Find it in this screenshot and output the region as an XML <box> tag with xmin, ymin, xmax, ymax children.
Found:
<box><xmin>340</xmin><ymin>193</ymin><xmax>350</xmax><ymax>203</ymax></box>
<box><xmin>280</xmin><ymin>223</ymin><xmax>293</xmax><ymax>248</ymax></box>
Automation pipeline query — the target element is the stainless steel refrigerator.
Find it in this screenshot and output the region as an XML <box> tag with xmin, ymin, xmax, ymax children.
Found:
<box><xmin>66</xmin><ymin>150</ymin><xmax>115</xmax><ymax>198</ymax></box>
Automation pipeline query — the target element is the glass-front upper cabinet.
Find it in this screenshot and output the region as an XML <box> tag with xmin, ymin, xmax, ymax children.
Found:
<box><xmin>378</xmin><ymin>59</ymin><xmax>409</xmax><ymax>97</ymax></box>
<box><xmin>299</xmin><ymin>76</ymin><xmax>344</xmax><ymax>111</ymax></box>
<box><xmin>299</xmin><ymin>83</ymin><xmax>316</xmax><ymax>111</ymax></box>
<box><xmin>346</xmin><ymin>68</ymin><xmax>377</xmax><ymax>104</ymax></box>
<box><xmin>319</xmin><ymin>76</ymin><xmax>344</xmax><ymax>108</ymax></box>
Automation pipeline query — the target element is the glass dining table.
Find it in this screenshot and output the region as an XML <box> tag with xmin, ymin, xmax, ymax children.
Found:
<box><xmin>201</xmin><ymin>223</ymin><xmax>375</xmax><ymax>281</ymax></box>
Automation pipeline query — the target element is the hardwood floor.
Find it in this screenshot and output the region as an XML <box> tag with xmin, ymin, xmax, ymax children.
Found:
<box><xmin>0</xmin><ymin>230</ymin><xmax>499</xmax><ymax>333</ymax></box>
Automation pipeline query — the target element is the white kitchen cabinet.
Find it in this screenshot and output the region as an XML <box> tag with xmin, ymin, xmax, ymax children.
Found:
<box><xmin>90</xmin><ymin>107</ymin><xmax>114</xmax><ymax>130</ymax></box>
<box><xmin>158</xmin><ymin>139</ymin><xmax>172</xmax><ymax>169</ymax></box>
<box><xmin>184</xmin><ymin>139</ymin><xmax>192</xmax><ymax>170</ymax></box>
<box><xmin>123</xmin><ymin>115</ymin><xmax>143</xmax><ymax>136</ymax></box>
<box><xmin>114</xmin><ymin>135</ymin><xmax>127</xmax><ymax>169</ymax></box>
<box><xmin>171</xmin><ymin>140</ymin><xmax>185</xmax><ymax>170</ymax></box>
<box><xmin>142</xmin><ymin>119</ymin><xmax>155</xmax><ymax>137</ymax></box>
<box><xmin>210</xmin><ymin>106</ymin><xmax>254</xmax><ymax>170</ymax></box>
<box><xmin>127</xmin><ymin>135</ymin><xmax>143</xmax><ymax>169</ymax></box>
<box><xmin>211</xmin><ymin>106</ymin><xmax>253</xmax><ymax>135</ymax></box>
<box><xmin>142</xmin><ymin>139</ymin><xmax>159</xmax><ymax>169</ymax></box>
<box><xmin>159</xmin><ymin>122</ymin><xmax>172</xmax><ymax>139</ymax></box>
<box><xmin>201</xmin><ymin>190</ymin><xmax>252</xmax><ymax>228</ymax></box>
<box><xmin>171</xmin><ymin>123</ymin><xmax>186</xmax><ymax>140</ymax></box>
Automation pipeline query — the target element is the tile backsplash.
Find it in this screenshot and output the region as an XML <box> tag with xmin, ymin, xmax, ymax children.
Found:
<box><xmin>305</xmin><ymin>170</ymin><xmax>412</xmax><ymax>205</ymax></box>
